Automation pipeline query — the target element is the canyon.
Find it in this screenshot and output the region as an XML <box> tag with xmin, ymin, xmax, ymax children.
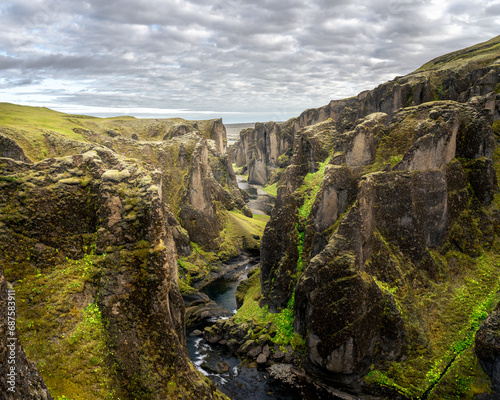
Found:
<box><xmin>1</xmin><ymin>35</ymin><xmax>500</xmax><ymax>399</ymax></box>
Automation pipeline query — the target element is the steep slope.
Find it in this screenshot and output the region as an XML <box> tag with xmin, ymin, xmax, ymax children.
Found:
<box><xmin>232</xmin><ymin>34</ymin><xmax>500</xmax><ymax>187</ymax></box>
<box><xmin>0</xmin><ymin>106</ymin><xmax>254</xmax><ymax>399</ymax></box>
<box><xmin>253</xmin><ymin>37</ymin><xmax>500</xmax><ymax>399</ymax></box>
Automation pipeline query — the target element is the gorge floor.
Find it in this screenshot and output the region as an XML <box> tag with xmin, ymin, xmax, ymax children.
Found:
<box><xmin>185</xmin><ymin>177</ymin><xmax>303</xmax><ymax>400</ymax></box>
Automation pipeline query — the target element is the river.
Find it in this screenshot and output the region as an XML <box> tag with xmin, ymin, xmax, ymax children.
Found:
<box><xmin>186</xmin><ymin>176</ymin><xmax>302</xmax><ymax>400</ymax></box>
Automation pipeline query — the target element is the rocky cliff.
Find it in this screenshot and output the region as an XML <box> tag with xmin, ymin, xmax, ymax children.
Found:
<box><xmin>0</xmin><ymin>107</ymin><xmax>244</xmax><ymax>399</ymax></box>
<box><xmin>256</xmin><ymin>37</ymin><xmax>500</xmax><ymax>399</ymax></box>
<box><xmin>0</xmin><ymin>149</ymin><xmax>229</xmax><ymax>399</ymax></box>
<box><xmin>232</xmin><ymin>35</ymin><xmax>500</xmax><ymax>188</ymax></box>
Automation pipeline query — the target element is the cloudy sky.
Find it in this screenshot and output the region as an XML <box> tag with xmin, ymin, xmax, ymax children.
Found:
<box><xmin>0</xmin><ymin>0</ymin><xmax>499</xmax><ymax>123</ymax></box>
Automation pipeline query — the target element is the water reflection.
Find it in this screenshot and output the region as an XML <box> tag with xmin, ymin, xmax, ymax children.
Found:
<box><xmin>236</xmin><ymin>176</ymin><xmax>275</xmax><ymax>216</ymax></box>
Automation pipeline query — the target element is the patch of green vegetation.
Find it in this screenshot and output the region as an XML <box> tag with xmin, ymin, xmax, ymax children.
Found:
<box><xmin>492</xmin><ymin>120</ymin><xmax>500</xmax><ymax>136</ymax></box>
<box><xmin>233</xmin><ymin>269</ymin><xmax>305</xmax><ymax>351</ymax></box>
<box><xmin>232</xmin><ymin>163</ymin><xmax>247</xmax><ymax>176</ymax></box>
<box><xmin>390</xmin><ymin>155</ymin><xmax>402</xmax><ymax>165</ymax></box>
<box><xmin>374</xmin><ymin>115</ymin><xmax>416</xmax><ymax>167</ymax></box>
<box><xmin>495</xmin><ymin>83</ymin><xmax>500</xmax><ymax>94</ymax></box>
<box><xmin>416</xmin><ymin>35</ymin><xmax>500</xmax><ymax>73</ymax></box>
<box><xmin>296</xmin><ymin>229</ymin><xmax>305</xmax><ymax>277</ymax></box>
<box><xmin>262</xmin><ymin>181</ymin><xmax>278</xmax><ymax>196</ymax></box>
<box><xmin>365</xmin><ymin>370</ymin><xmax>413</xmax><ymax>397</ymax></box>
<box><xmin>365</xmin><ymin>252</ymin><xmax>500</xmax><ymax>398</ymax></box>
<box><xmin>177</xmin><ymin>245</ymin><xmax>214</xmax><ymax>289</ymax></box>
<box><xmin>408</xmin><ymin>86</ymin><xmax>415</xmax><ymax>107</ymax></box>
<box><xmin>217</xmin><ymin>210</ymin><xmax>269</xmax><ymax>261</ymax></box>
<box><xmin>7</xmin><ymin>244</ymin><xmax>117</xmax><ymax>400</ymax></box>
<box><xmin>297</xmin><ymin>161</ymin><xmax>328</xmax><ymax>220</ymax></box>
<box><xmin>0</xmin><ymin>102</ymin><xmax>224</xmax><ymax>162</ymax></box>
<box><xmin>427</xmin><ymin>346</ymin><xmax>492</xmax><ymax>399</ymax></box>
<box><xmin>177</xmin><ymin>209</ymin><xmax>268</xmax><ymax>289</ymax></box>
<box><xmin>0</xmin><ymin>175</ymin><xmax>17</xmax><ymax>182</ymax></box>
<box><xmin>277</xmin><ymin>153</ymin><xmax>290</xmax><ymax>168</ymax></box>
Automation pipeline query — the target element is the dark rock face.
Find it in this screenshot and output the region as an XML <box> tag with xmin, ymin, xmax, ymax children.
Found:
<box><xmin>0</xmin><ymin>149</ymin><xmax>223</xmax><ymax>399</ymax></box>
<box><xmin>0</xmin><ymin>133</ymin><xmax>32</xmax><ymax>163</ymax></box>
<box><xmin>233</xmin><ymin>120</ymin><xmax>297</xmax><ymax>185</ymax></box>
<box><xmin>0</xmin><ymin>270</ymin><xmax>53</xmax><ymax>400</ymax></box>
<box><xmin>303</xmin><ymin>165</ymin><xmax>358</xmax><ymax>262</ymax></box>
<box><xmin>260</xmin><ymin>99</ymin><xmax>497</xmax><ymax>392</ymax></box>
<box><xmin>295</xmin><ymin>192</ymin><xmax>408</xmax><ymax>389</ymax></box>
<box><xmin>476</xmin><ymin>303</ymin><xmax>500</xmax><ymax>394</ymax></box>
<box><xmin>260</xmin><ymin>185</ymin><xmax>299</xmax><ymax>312</ymax></box>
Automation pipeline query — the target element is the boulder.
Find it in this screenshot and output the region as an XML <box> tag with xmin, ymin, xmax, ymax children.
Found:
<box><xmin>256</xmin><ymin>353</ymin><xmax>268</xmax><ymax>365</ymax></box>
<box><xmin>476</xmin><ymin>303</ymin><xmax>500</xmax><ymax>393</ymax></box>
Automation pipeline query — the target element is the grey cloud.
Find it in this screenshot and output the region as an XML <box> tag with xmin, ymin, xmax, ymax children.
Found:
<box><xmin>0</xmin><ymin>55</ymin><xmax>22</xmax><ymax>69</ymax></box>
<box><xmin>0</xmin><ymin>0</ymin><xmax>498</xmax><ymax>123</ymax></box>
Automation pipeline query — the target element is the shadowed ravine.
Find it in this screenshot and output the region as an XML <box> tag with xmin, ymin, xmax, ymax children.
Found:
<box><xmin>186</xmin><ymin>178</ymin><xmax>302</xmax><ymax>400</ymax></box>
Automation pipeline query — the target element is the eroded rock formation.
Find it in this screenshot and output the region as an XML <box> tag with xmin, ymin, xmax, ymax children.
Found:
<box><xmin>0</xmin><ymin>149</ymin><xmax>227</xmax><ymax>399</ymax></box>
<box><xmin>260</xmin><ymin>98</ymin><xmax>499</xmax><ymax>396</ymax></box>
<box><xmin>232</xmin><ymin>35</ymin><xmax>500</xmax><ymax>188</ymax></box>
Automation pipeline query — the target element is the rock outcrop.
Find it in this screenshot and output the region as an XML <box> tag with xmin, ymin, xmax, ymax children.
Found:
<box><xmin>233</xmin><ymin>120</ymin><xmax>297</xmax><ymax>185</ymax></box>
<box><xmin>476</xmin><ymin>302</ymin><xmax>500</xmax><ymax>395</ymax></box>
<box><xmin>260</xmin><ymin>98</ymin><xmax>498</xmax><ymax>396</ymax></box>
<box><xmin>0</xmin><ymin>269</ymin><xmax>53</xmax><ymax>400</ymax></box>
<box><xmin>0</xmin><ymin>132</ymin><xmax>32</xmax><ymax>163</ymax></box>
<box><xmin>232</xmin><ymin>35</ymin><xmax>500</xmax><ymax>187</ymax></box>
<box><xmin>0</xmin><ymin>149</ymin><xmax>226</xmax><ymax>399</ymax></box>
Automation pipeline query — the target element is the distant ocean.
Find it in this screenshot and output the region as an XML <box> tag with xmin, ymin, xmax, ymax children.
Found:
<box><xmin>225</xmin><ymin>123</ymin><xmax>255</xmax><ymax>145</ymax></box>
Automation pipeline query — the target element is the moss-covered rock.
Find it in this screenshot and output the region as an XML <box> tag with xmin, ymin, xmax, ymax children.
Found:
<box><xmin>476</xmin><ymin>302</ymin><xmax>500</xmax><ymax>394</ymax></box>
<box><xmin>0</xmin><ymin>269</ymin><xmax>53</xmax><ymax>400</ymax></box>
<box><xmin>0</xmin><ymin>150</ymin><xmax>227</xmax><ymax>399</ymax></box>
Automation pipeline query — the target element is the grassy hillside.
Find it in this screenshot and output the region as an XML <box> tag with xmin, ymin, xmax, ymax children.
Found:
<box><xmin>0</xmin><ymin>103</ymin><xmax>219</xmax><ymax>162</ymax></box>
<box><xmin>416</xmin><ymin>35</ymin><xmax>500</xmax><ymax>73</ymax></box>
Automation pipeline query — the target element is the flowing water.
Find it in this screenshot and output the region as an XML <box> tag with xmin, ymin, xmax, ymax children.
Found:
<box><xmin>186</xmin><ymin>174</ymin><xmax>303</xmax><ymax>399</ymax></box>
<box><xmin>186</xmin><ymin>271</ymin><xmax>301</xmax><ymax>400</ymax></box>
<box><xmin>236</xmin><ymin>176</ymin><xmax>275</xmax><ymax>216</ymax></box>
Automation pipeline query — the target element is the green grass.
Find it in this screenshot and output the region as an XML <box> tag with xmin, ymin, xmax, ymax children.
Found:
<box><xmin>233</xmin><ymin>269</ymin><xmax>305</xmax><ymax>350</ymax></box>
<box><xmin>5</xmin><ymin>245</ymin><xmax>118</xmax><ymax>400</ymax></box>
<box><xmin>217</xmin><ymin>210</ymin><xmax>269</xmax><ymax>260</ymax></box>
<box><xmin>366</xmin><ymin>252</ymin><xmax>500</xmax><ymax>398</ymax></box>
<box><xmin>0</xmin><ymin>102</ymin><xmax>223</xmax><ymax>161</ymax></box>
<box><xmin>297</xmin><ymin>161</ymin><xmax>328</xmax><ymax>220</ymax></box>
<box><xmin>262</xmin><ymin>182</ymin><xmax>278</xmax><ymax>196</ymax></box>
<box><xmin>232</xmin><ymin>163</ymin><xmax>247</xmax><ymax>176</ymax></box>
<box><xmin>416</xmin><ymin>35</ymin><xmax>500</xmax><ymax>73</ymax></box>
<box><xmin>177</xmin><ymin>210</ymin><xmax>269</xmax><ymax>289</ymax></box>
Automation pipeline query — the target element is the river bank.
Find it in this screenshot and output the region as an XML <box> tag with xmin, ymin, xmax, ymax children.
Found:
<box><xmin>183</xmin><ymin>172</ymin><xmax>305</xmax><ymax>400</ymax></box>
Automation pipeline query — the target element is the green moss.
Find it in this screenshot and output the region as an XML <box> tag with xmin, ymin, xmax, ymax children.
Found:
<box><xmin>374</xmin><ymin>115</ymin><xmax>415</xmax><ymax>167</ymax></box>
<box><xmin>366</xmin><ymin>253</ymin><xmax>500</xmax><ymax>398</ymax></box>
<box><xmin>262</xmin><ymin>182</ymin><xmax>278</xmax><ymax>197</ymax></box>
<box><xmin>216</xmin><ymin>210</ymin><xmax>269</xmax><ymax>261</ymax></box>
<box><xmin>0</xmin><ymin>176</ymin><xmax>17</xmax><ymax>182</ymax></box>
<box><xmin>297</xmin><ymin>161</ymin><xmax>328</xmax><ymax>220</ymax></box>
<box><xmin>232</xmin><ymin>163</ymin><xmax>247</xmax><ymax>176</ymax></box>
<box><xmin>233</xmin><ymin>269</ymin><xmax>304</xmax><ymax>351</ymax></box>
<box><xmin>427</xmin><ymin>346</ymin><xmax>492</xmax><ymax>399</ymax></box>
<box><xmin>6</xmin><ymin>245</ymin><xmax>117</xmax><ymax>400</ymax></box>
<box><xmin>492</xmin><ymin>120</ymin><xmax>500</xmax><ymax>136</ymax></box>
<box><xmin>277</xmin><ymin>153</ymin><xmax>290</xmax><ymax>168</ymax></box>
